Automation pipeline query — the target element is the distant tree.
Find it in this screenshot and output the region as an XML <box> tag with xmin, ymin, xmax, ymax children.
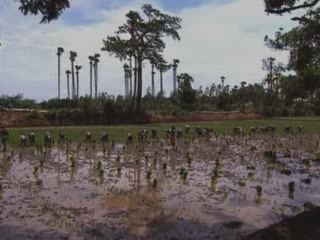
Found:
<box><xmin>102</xmin><ymin>4</ymin><xmax>182</xmax><ymax>110</ymax></box>
<box><xmin>177</xmin><ymin>73</ymin><xmax>196</xmax><ymax>107</ymax></box>
<box><xmin>156</xmin><ymin>58</ymin><xmax>171</xmax><ymax>96</ymax></box>
<box><xmin>69</xmin><ymin>51</ymin><xmax>77</xmax><ymax>100</ymax></box>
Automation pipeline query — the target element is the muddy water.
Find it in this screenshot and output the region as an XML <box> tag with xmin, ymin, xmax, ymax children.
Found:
<box><xmin>0</xmin><ymin>134</ymin><xmax>320</xmax><ymax>240</ymax></box>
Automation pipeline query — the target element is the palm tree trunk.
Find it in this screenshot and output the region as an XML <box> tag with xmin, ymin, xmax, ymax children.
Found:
<box><xmin>131</xmin><ymin>58</ymin><xmax>137</xmax><ymax>108</ymax></box>
<box><xmin>76</xmin><ymin>71</ymin><xmax>79</xmax><ymax>100</ymax></box>
<box><xmin>129</xmin><ymin>56</ymin><xmax>132</xmax><ymax>97</ymax></box>
<box><xmin>95</xmin><ymin>63</ymin><xmax>98</xmax><ymax>99</ymax></box>
<box><xmin>58</xmin><ymin>55</ymin><xmax>61</xmax><ymax>99</ymax></box>
<box><xmin>90</xmin><ymin>62</ymin><xmax>93</xmax><ymax>99</ymax></box>
<box><xmin>160</xmin><ymin>70</ymin><xmax>163</xmax><ymax>96</ymax></box>
<box><xmin>67</xmin><ymin>74</ymin><xmax>70</xmax><ymax>99</ymax></box>
<box><xmin>137</xmin><ymin>59</ymin><xmax>143</xmax><ymax>110</ymax></box>
<box><xmin>71</xmin><ymin>60</ymin><xmax>75</xmax><ymax>100</ymax></box>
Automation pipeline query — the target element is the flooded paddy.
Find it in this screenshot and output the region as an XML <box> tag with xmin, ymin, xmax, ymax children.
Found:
<box><xmin>1</xmin><ymin>133</ymin><xmax>320</xmax><ymax>240</ymax></box>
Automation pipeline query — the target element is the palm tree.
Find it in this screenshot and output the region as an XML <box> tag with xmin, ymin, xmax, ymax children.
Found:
<box><xmin>157</xmin><ymin>60</ymin><xmax>171</xmax><ymax>96</ymax></box>
<box><xmin>66</xmin><ymin>70</ymin><xmax>71</xmax><ymax>99</ymax></box>
<box><xmin>93</xmin><ymin>53</ymin><xmax>100</xmax><ymax>99</ymax></box>
<box><xmin>221</xmin><ymin>76</ymin><xmax>225</xmax><ymax>91</ymax></box>
<box><xmin>129</xmin><ymin>56</ymin><xmax>133</xmax><ymax>97</ymax></box>
<box><xmin>57</xmin><ymin>47</ymin><xmax>64</xmax><ymax>99</ymax></box>
<box><xmin>151</xmin><ymin>64</ymin><xmax>156</xmax><ymax>97</ymax></box>
<box><xmin>75</xmin><ymin>65</ymin><xmax>82</xmax><ymax>99</ymax></box>
<box><xmin>123</xmin><ymin>63</ymin><xmax>129</xmax><ymax>97</ymax></box>
<box><xmin>69</xmin><ymin>51</ymin><xmax>77</xmax><ymax>100</ymax></box>
<box><xmin>88</xmin><ymin>56</ymin><xmax>95</xmax><ymax>99</ymax></box>
<box><xmin>172</xmin><ymin>59</ymin><xmax>180</xmax><ymax>94</ymax></box>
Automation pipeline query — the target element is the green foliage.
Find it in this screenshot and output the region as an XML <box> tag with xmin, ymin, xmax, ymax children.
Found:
<box><xmin>0</xmin><ymin>94</ymin><xmax>36</xmax><ymax>109</ymax></box>
<box><xmin>19</xmin><ymin>0</ymin><xmax>70</xmax><ymax>23</ymax></box>
<box><xmin>102</xmin><ymin>4</ymin><xmax>182</xmax><ymax>109</ymax></box>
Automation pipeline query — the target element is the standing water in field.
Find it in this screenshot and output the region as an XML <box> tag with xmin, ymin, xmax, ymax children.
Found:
<box><xmin>0</xmin><ymin>133</ymin><xmax>320</xmax><ymax>240</ymax></box>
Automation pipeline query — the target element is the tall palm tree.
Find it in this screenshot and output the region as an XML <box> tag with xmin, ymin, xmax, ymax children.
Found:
<box><xmin>123</xmin><ymin>63</ymin><xmax>129</xmax><ymax>97</ymax></box>
<box><xmin>93</xmin><ymin>53</ymin><xmax>100</xmax><ymax>99</ymax></box>
<box><xmin>151</xmin><ymin>64</ymin><xmax>156</xmax><ymax>97</ymax></box>
<box><xmin>129</xmin><ymin>56</ymin><xmax>133</xmax><ymax>97</ymax></box>
<box><xmin>66</xmin><ymin>70</ymin><xmax>71</xmax><ymax>99</ymax></box>
<box><xmin>157</xmin><ymin>60</ymin><xmax>171</xmax><ymax>96</ymax></box>
<box><xmin>221</xmin><ymin>76</ymin><xmax>225</xmax><ymax>91</ymax></box>
<box><xmin>88</xmin><ymin>56</ymin><xmax>95</xmax><ymax>99</ymax></box>
<box><xmin>69</xmin><ymin>51</ymin><xmax>77</xmax><ymax>100</ymax></box>
<box><xmin>172</xmin><ymin>59</ymin><xmax>180</xmax><ymax>94</ymax></box>
<box><xmin>75</xmin><ymin>65</ymin><xmax>82</xmax><ymax>99</ymax></box>
<box><xmin>57</xmin><ymin>47</ymin><xmax>64</xmax><ymax>99</ymax></box>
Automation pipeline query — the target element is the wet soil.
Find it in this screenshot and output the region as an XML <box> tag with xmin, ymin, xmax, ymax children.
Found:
<box><xmin>0</xmin><ymin>133</ymin><xmax>319</xmax><ymax>239</ymax></box>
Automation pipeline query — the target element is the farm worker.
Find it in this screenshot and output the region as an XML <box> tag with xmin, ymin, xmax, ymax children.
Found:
<box><xmin>44</xmin><ymin>132</ymin><xmax>52</xmax><ymax>147</ymax></box>
<box><xmin>28</xmin><ymin>132</ymin><xmax>36</xmax><ymax>146</ymax></box>
<box><xmin>177</xmin><ymin>128</ymin><xmax>183</xmax><ymax>139</ymax></box>
<box><xmin>58</xmin><ymin>132</ymin><xmax>66</xmax><ymax>144</ymax></box>
<box><xmin>151</xmin><ymin>129</ymin><xmax>157</xmax><ymax>139</ymax></box>
<box><xmin>101</xmin><ymin>132</ymin><xmax>109</xmax><ymax>144</ymax></box>
<box><xmin>127</xmin><ymin>133</ymin><xmax>133</xmax><ymax>145</ymax></box>
<box><xmin>20</xmin><ymin>135</ymin><xmax>27</xmax><ymax>148</ymax></box>
<box><xmin>86</xmin><ymin>132</ymin><xmax>92</xmax><ymax>142</ymax></box>
<box><xmin>0</xmin><ymin>127</ymin><xmax>9</xmax><ymax>151</ymax></box>
<box><xmin>170</xmin><ymin>127</ymin><xmax>177</xmax><ymax>149</ymax></box>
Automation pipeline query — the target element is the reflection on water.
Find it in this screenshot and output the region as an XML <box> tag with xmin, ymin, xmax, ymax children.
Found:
<box><xmin>0</xmin><ymin>134</ymin><xmax>320</xmax><ymax>239</ymax></box>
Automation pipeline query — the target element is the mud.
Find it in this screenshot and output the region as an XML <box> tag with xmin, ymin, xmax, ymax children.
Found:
<box><xmin>0</xmin><ymin>133</ymin><xmax>319</xmax><ymax>239</ymax></box>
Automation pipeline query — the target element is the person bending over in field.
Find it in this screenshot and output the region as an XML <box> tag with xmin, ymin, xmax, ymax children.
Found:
<box><xmin>85</xmin><ymin>132</ymin><xmax>92</xmax><ymax>142</ymax></box>
<box><xmin>170</xmin><ymin>127</ymin><xmax>177</xmax><ymax>149</ymax></box>
<box><xmin>20</xmin><ymin>135</ymin><xmax>27</xmax><ymax>148</ymax></box>
<box><xmin>44</xmin><ymin>132</ymin><xmax>53</xmax><ymax>147</ymax></box>
<box><xmin>58</xmin><ymin>132</ymin><xmax>66</xmax><ymax>144</ymax></box>
<box><xmin>151</xmin><ymin>129</ymin><xmax>157</xmax><ymax>139</ymax></box>
<box><xmin>101</xmin><ymin>132</ymin><xmax>109</xmax><ymax>144</ymax></box>
<box><xmin>28</xmin><ymin>132</ymin><xmax>36</xmax><ymax>146</ymax></box>
<box><xmin>0</xmin><ymin>127</ymin><xmax>9</xmax><ymax>151</ymax></box>
<box><xmin>127</xmin><ymin>133</ymin><xmax>133</xmax><ymax>145</ymax></box>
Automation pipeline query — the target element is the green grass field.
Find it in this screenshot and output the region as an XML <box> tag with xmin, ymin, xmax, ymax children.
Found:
<box><xmin>5</xmin><ymin>117</ymin><xmax>320</xmax><ymax>146</ymax></box>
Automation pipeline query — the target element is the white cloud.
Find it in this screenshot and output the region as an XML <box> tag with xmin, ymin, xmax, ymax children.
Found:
<box><xmin>0</xmin><ymin>0</ymin><xmax>297</xmax><ymax>100</ymax></box>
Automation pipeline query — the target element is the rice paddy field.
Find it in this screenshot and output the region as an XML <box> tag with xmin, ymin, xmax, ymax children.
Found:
<box><xmin>1</xmin><ymin>118</ymin><xmax>320</xmax><ymax>240</ymax></box>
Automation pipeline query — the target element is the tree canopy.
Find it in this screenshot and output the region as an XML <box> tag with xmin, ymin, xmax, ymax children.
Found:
<box><xmin>18</xmin><ymin>0</ymin><xmax>70</xmax><ymax>23</ymax></box>
<box><xmin>101</xmin><ymin>4</ymin><xmax>182</xmax><ymax>109</ymax></box>
<box><xmin>264</xmin><ymin>0</ymin><xmax>320</xmax><ymax>14</ymax></box>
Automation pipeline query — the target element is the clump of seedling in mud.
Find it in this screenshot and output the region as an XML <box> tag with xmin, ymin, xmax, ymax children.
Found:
<box><xmin>146</xmin><ymin>170</ymin><xmax>152</xmax><ymax>179</ymax></box>
<box><xmin>162</xmin><ymin>163</ymin><xmax>167</xmax><ymax>171</ymax></box>
<box><xmin>238</xmin><ymin>180</ymin><xmax>246</xmax><ymax>187</ymax></box>
<box><xmin>186</xmin><ymin>153</ymin><xmax>192</xmax><ymax>165</ymax></box>
<box><xmin>152</xmin><ymin>178</ymin><xmax>158</xmax><ymax>188</ymax></box>
<box><xmin>116</xmin><ymin>155</ymin><xmax>121</xmax><ymax>163</ymax></box>
<box><xmin>0</xmin><ymin>183</ymin><xmax>2</xmax><ymax>191</ymax></box>
<box><xmin>246</xmin><ymin>166</ymin><xmax>255</xmax><ymax>171</ymax></box>
<box><xmin>179</xmin><ymin>167</ymin><xmax>188</xmax><ymax>180</ymax></box>
<box><xmin>288</xmin><ymin>181</ymin><xmax>295</xmax><ymax>193</ymax></box>
<box><xmin>36</xmin><ymin>179</ymin><xmax>43</xmax><ymax>187</ymax></box>
<box><xmin>255</xmin><ymin>185</ymin><xmax>263</xmax><ymax>196</ymax></box>
<box><xmin>97</xmin><ymin>161</ymin><xmax>102</xmax><ymax>170</ymax></box>
<box><xmin>280</xmin><ymin>169</ymin><xmax>291</xmax><ymax>176</ymax></box>
<box><xmin>117</xmin><ymin>166</ymin><xmax>122</xmax><ymax>175</ymax></box>
<box><xmin>303</xmin><ymin>159</ymin><xmax>311</xmax><ymax>169</ymax></box>
<box><xmin>103</xmin><ymin>146</ymin><xmax>107</xmax><ymax>155</ymax></box>
<box><xmin>284</xmin><ymin>149</ymin><xmax>291</xmax><ymax>158</ymax></box>
<box><xmin>99</xmin><ymin>169</ymin><xmax>104</xmax><ymax>178</ymax></box>
<box><xmin>248</xmin><ymin>172</ymin><xmax>255</xmax><ymax>178</ymax></box>
<box><xmin>301</xmin><ymin>178</ymin><xmax>311</xmax><ymax>185</ymax></box>
<box><xmin>263</xmin><ymin>150</ymin><xmax>277</xmax><ymax>162</ymax></box>
<box><xmin>40</xmin><ymin>158</ymin><xmax>44</xmax><ymax>168</ymax></box>
<box><xmin>251</xmin><ymin>146</ymin><xmax>257</xmax><ymax>152</ymax></box>
<box><xmin>33</xmin><ymin>166</ymin><xmax>39</xmax><ymax>175</ymax></box>
<box><xmin>215</xmin><ymin>159</ymin><xmax>221</xmax><ymax>169</ymax></box>
<box><xmin>70</xmin><ymin>156</ymin><xmax>76</xmax><ymax>168</ymax></box>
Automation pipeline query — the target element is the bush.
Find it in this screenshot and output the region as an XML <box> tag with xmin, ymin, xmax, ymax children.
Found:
<box><xmin>44</xmin><ymin>111</ymin><xmax>57</xmax><ymax>122</ymax></box>
<box><xmin>26</xmin><ymin>111</ymin><xmax>38</xmax><ymax>120</ymax></box>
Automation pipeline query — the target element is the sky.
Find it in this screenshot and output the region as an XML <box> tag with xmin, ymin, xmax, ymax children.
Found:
<box><xmin>0</xmin><ymin>0</ymin><xmax>299</xmax><ymax>100</ymax></box>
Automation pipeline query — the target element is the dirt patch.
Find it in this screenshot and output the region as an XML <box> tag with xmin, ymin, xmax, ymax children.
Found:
<box><xmin>244</xmin><ymin>208</ymin><xmax>320</xmax><ymax>240</ymax></box>
<box><xmin>147</xmin><ymin>111</ymin><xmax>261</xmax><ymax>123</ymax></box>
<box><xmin>0</xmin><ymin>110</ymin><xmax>261</xmax><ymax>128</ymax></box>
